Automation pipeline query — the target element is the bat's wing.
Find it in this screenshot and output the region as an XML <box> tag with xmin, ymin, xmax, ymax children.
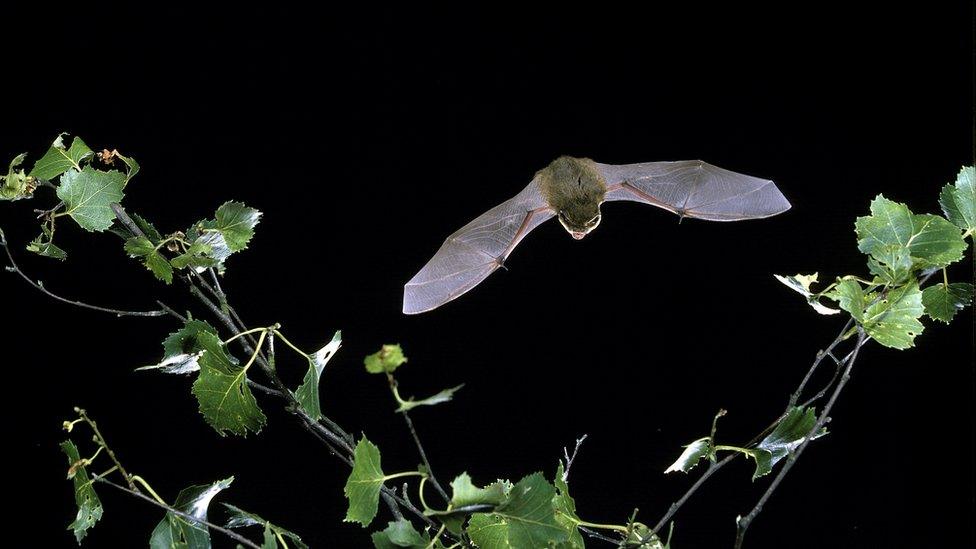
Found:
<box><xmin>403</xmin><ymin>179</ymin><xmax>554</xmax><ymax>314</ymax></box>
<box><xmin>595</xmin><ymin>160</ymin><xmax>790</xmax><ymax>221</ymax></box>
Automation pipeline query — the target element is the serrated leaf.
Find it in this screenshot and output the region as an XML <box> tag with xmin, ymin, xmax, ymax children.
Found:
<box><xmin>467</xmin><ymin>473</ymin><xmax>567</xmax><ymax>549</ymax></box>
<box><xmin>27</xmin><ymin>234</ymin><xmax>67</xmax><ymax>260</ymax></box>
<box><xmin>863</xmin><ymin>281</ymin><xmax>925</xmax><ymax>349</ymax></box>
<box><xmin>940</xmin><ymin>166</ymin><xmax>975</xmax><ymax>236</ymax></box>
<box><xmin>125</xmin><ymin>236</ymin><xmax>173</xmax><ymax>284</ymax></box>
<box><xmin>115</xmin><ymin>151</ymin><xmax>141</xmax><ymax>184</ymax></box>
<box><xmin>866</xmin><ymin>244</ymin><xmax>913</xmax><ymax>285</ymax></box>
<box><xmin>825</xmin><ymin>279</ymin><xmax>867</xmax><ymax>322</ymax></box>
<box><xmin>61</xmin><ymin>440</ymin><xmax>103</xmax><ymax>543</ymax></box>
<box><xmin>448</xmin><ymin>473</ymin><xmax>508</xmax><ymax>509</ymax></box>
<box><xmin>185</xmin><ymin>201</ymin><xmax>261</xmax><ymax>273</ymax></box>
<box><xmin>752</xmin><ymin>407</ymin><xmax>825</xmax><ymax>480</ymax></box>
<box><xmin>215</xmin><ymin>201</ymin><xmax>261</xmax><ymax>251</ymax></box>
<box><xmin>30</xmin><ymin>135</ymin><xmax>93</xmax><ymax>179</ymax></box>
<box><xmin>139</xmin><ymin>320</ymin><xmax>217</xmax><ymax>374</ymax></box>
<box><xmin>56</xmin><ymin>166</ymin><xmax>126</xmax><ymax>232</ymax></box>
<box><xmin>553</xmin><ymin>463</ymin><xmax>584</xmax><ymax>549</ymax></box>
<box><xmin>856</xmin><ymin>195</ymin><xmax>967</xmax><ymax>270</ymax></box>
<box><xmin>191</xmin><ymin>332</ymin><xmax>266</xmax><ymax>436</ymax></box>
<box><xmin>223</xmin><ymin>504</ymin><xmax>308</xmax><ymax>549</ymax></box>
<box><xmin>344</xmin><ymin>437</ymin><xmax>386</xmax><ymax>527</ymax></box>
<box><xmin>397</xmin><ymin>384</ymin><xmax>463</xmax><ymax>412</ymax></box>
<box><xmin>364</xmin><ymin>344</ymin><xmax>408</xmax><ymax>374</ymax></box>
<box><xmin>922</xmin><ymin>282</ymin><xmax>974</xmax><ymax>323</ymax></box>
<box><xmin>131</xmin><ymin>213</ymin><xmax>163</xmax><ymax>243</ymax></box>
<box><xmin>664</xmin><ymin>438</ymin><xmax>711</xmax><ymax>474</ymax></box>
<box><xmin>1</xmin><ymin>152</ymin><xmax>33</xmax><ymax>201</ymax></box>
<box><xmin>295</xmin><ymin>330</ymin><xmax>342</xmax><ymax>421</ymax></box>
<box><xmin>773</xmin><ymin>273</ymin><xmax>840</xmax><ymax>315</ymax></box>
<box><xmin>370</xmin><ymin>519</ymin><xmax>430</xmax><ymax>548</ymax></box>
<box><xmin>149</xmin><ymin>477</ymin><xmax>233</xmax><ymax>549</ymax></box>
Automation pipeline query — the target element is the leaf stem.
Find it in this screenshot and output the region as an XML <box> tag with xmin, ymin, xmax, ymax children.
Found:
<box><xmin>271</xmin><ymin>329</ymin><xmax>310</xmax><ymax>358</ymax></box>
<box><xmin>383</xmin><ymin>471</ymin><xmax>427</xmax><ymax>482</ymax></box>
<box><xmin>129</xmin><ymin>475</ymin><xmax>168</xmax><ymax>506</ymax></box>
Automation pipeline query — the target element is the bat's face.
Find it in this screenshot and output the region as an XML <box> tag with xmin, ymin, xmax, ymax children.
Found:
<box><xmin>541</xmin><ymin>156</ymin><xmax>607</xmax><ymax>240</ymax></box>
<box><xmin>556</xmin><ymin>205</ymin><xmax>602</xmax><ymax>239</ymax></box>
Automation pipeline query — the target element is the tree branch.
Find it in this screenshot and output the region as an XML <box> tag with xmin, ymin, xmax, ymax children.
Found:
<box><xmin>1</xmin><ymin>228</ymin><xmax>170</xmax><ymax>318</ymax></box>
<box><xmin>401</xmin><ymin>406</ymin><xmax>450</xmax><ymax>502</ymax></box>
<box><xmin>93</xmin><ymin>475</ymin><xmax>262</xmax><ymax>549</ymax></box>
<box><xmin>734</xmin><ymin>330</ymin><xmax>869</xmax><ymax>548</ymax></box>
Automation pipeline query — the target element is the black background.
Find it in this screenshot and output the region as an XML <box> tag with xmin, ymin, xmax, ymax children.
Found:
<box><xmin>3</xmin><ymin>4</ymin><xmax>974</xmax><ymax>548</ymax></box>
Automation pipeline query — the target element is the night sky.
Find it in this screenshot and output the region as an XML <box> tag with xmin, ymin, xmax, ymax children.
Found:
<box><xmin>3</xmin><ymin>4</ymin><xmax>973</xmax><ymax>548</ymax></box>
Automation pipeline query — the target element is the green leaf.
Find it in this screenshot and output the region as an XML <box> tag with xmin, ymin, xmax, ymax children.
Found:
<box><xmin>223</xmin><ymin>504</ymin><xmax>308</xmax><ymax>549</ymax></box>
<box><xmin>467</xmin><ymin>473</ymin><xmax>567</xmax><ymax>549</ymax></box>
<box><xmin>125</xmin><ymin>236</ymin><xmax>174</xmax><ymax>284</ymax></box>
<box><xmin>215</xmin><ymin>201</ymin><xmax>261</xmax><ymax>251</ymax></box>
<box><xmin>752</xmin><ymin>407</ymin><xmax>825</xmax><ymax>480</ymax></box>
<box><xmin>862</xmin><ymin>281</ymin><xmax>925</xmax><ymax>349</ymax></box>
<box><xmin>149</xmin><ymin>477</ymin><xmax>233</xmax><ymax>549</ymax></box>
<box><xmin>624</xmin><ymin>523</ymin><xmax>669</xmax><ymax>549</ymax></box>
<box><xmin>185</xmin><ymin>201</ymin><xmax>261</xmax><ymax>272</ymax></box>
<box><xmin>295</xmin><ymin>330</ymin><xmax>342</xmax><ymax>421</ymax></box>
<box><xmin>397</xmin><ymin>384</ymin><xmax>463</xmax><ymax>413</ymax></box>
<box><xmin>553</xmin><ymin>463</ymin><xmax>584</xmax><ymax>549</ymax></box>
<box><xmin>61</xmin><ymin>440</ymin><xmax>103</xmax><ymax>543</ymax></box>
<box><xmin>1</xmin><ymin>152</ymin><xmax>33</xmax><ymax>201</ymax></box>
<box><xmin>56</xmin><ymin>166</ymin><xmax>126</xmax><ymax>232</ymax></box>
<box><xmin>115</xmin><ymin>150</ymin><xmax>141</xmax><ymax>184</ymax></box>
<box><xmin>939</xmin><ymin>166</ymin><xmax>975</xmax><ymax>236</ymax></box>
<box><xmin>825</xmin><ymin>279</ymin><xmax>867</xmax><ymax>322</ymax></box>
<box><xmin>344</xmin><ymin>437</ymin><xmax>386</xmax><ymax>527</ymax></box>
<box><xmin>139</xmin><ymin>320</ymin><xmax>217</xmax><ymax>374</ymax></box>
<box><xmin>773</xmin><ymin>273</ymin><xmax>840</xmax><ymax>315</ymax></box>
<box><xmin>856</xmin><ymin>195</ymin><xmax>967</xmax><ymax>270</ymax></box>
<box><xmin>447</xmin><ymin>473</ymin><xmax>508</xmax><ymax>509</ymax></box>
<box><xmin>27</xmin><ymin>234</ymin><xmax>67</xmax><ymax>260</ymax></box>
<box><xmin>922</xmin><ymin>282</ymin><xmax>974</xmax><ymax>323</ymax></box>
<box><xmin>370</xmin><ymin>519</ymin><xmax>430</xmax><ymax>548</ymax></box>
<box><xmin>364</xmin><ymin>344</ymin><xmax>408</xmax><ymax>374</ymax></box>
<box><xmin>664</xmin><ymin>437</ymin><xmax>710</xmax><ymax>474</ymax></box>
<box><xmin>191</xmin><ymin>332</ymin><xmax>267</xmax><ymax>436</ymax></box>
<box><xmin>137</xmin><ymin>213</ymin><xmax>164</xmax><ymax>241</ymax></box>
<box><xmin>30</xmin><ymin>135</ymin><xmax>93</xmax><ymax>180</ymax></box>
<box><xmin>171</xmin><ymin>240</ymin><xmax>218</xmax><ymax>270</ymax></box>
<box><xmin>866</xmin><ymin>244</ymin><xmax>913</xmax><ymax>285</ymax></box>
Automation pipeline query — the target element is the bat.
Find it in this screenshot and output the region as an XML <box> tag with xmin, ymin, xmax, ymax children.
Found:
<box><xmin>403</xmin><ymin>156</ymin><xmax>790</xmax><ymax>314</ymax></box>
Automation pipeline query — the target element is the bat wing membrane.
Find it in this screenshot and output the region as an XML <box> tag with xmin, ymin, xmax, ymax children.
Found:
<box><xmin>596</xmin><ymin>160</ymin><xmax>790</xmax><ymax>221</ymax></box>
<box><xmin>403</xmin><ymin>179</ymin><xmax>553</xmax><ymax>314</ymax></box>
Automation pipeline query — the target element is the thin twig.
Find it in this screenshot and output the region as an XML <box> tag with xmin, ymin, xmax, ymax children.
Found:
<box><xmin>75</xmin><ymin>408</ymin><xmax>137</xmax><ymax>491</ymax></box>
<box><xmin>93</xmin><ymin>476</ymin><xmax>262</xmax><ymax>549</ymax></box>
<box><xmin>734</xmin><ymin>331</ymin><xmax>869</xmax><ymax>548</ymax></box>
<box><xmin>1</xmin><ymin>229</ymin><xmax>169</xmax><ymax>318</ymax></box>
<box><xmin>562</xmin><ymin>434</ymin><xmax>588</xmax><ymax>482</ymax></box>
<box><xmin>401</xmin><ymin>409</ymin><xmax>449</xmax><ymax>502</ymax></box>
<box><xmin>645</xmin><ymin>318</ymin><xmax>860</xmax><ymax>541</ymax></box>
<box><xmin>579</xmin><ymin>526</ymin><xmax>623</xmax><ymax>545</ymax></box>
<box><xmin>650</xmin><ymin>454</ymin><xmax>736</xmax><ymax>535</ymax></box>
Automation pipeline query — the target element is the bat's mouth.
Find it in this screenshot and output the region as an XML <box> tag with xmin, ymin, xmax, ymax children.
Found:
<box><xmin>570</xmin><ymin>231</ymin><xmax>586</xmax><ymax>240</ymax></box>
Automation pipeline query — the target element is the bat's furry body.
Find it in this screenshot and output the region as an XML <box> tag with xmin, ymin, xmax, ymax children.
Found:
<box><xmin>403</xmin><ymin>156</ymin><xmax>790</xmax><ymax>314</ymax></box>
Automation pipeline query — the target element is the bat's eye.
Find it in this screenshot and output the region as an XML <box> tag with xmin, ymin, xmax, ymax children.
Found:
<box><xmin>586</xmin><ymin>215</ymin><xmax>601</xmax><ymax>227</ymax></box>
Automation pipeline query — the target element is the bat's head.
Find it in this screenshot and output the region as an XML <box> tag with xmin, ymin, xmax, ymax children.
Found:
<box><xmin>556</xmin><ymin>205</ymin><xmax>602</xmax><ymax>240</ymax></box>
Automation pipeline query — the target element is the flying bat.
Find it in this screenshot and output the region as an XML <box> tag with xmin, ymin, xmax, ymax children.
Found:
<box><xmin>403</xmin><ymin>156</ymin><xmax>790</xmax><ymax>314</ymax></box>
